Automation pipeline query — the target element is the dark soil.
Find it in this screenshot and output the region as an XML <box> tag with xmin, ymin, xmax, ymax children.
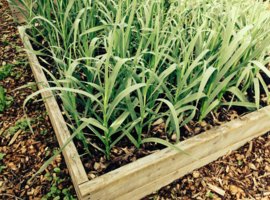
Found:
<box><xmin>80</xmin><ymin>107</ymin><xmax>246</xmax><ymax>180</ymax></box>
<box><xmin>22</xmin><ymin>0</ymin><xmax>270</xmax><ymax>181</ymax></box>
<box><xmin>30</xmin><ymin>27</ymin><xmax>256</xmax><ymax>180</ymax></box>
<box><xmin>1</xmin><ymin>0</ymin><xmax>269</xmax><ymax>199</ymax></box>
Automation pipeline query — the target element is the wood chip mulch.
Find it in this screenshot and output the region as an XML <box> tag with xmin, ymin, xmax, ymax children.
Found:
<box><xmin>0</xmin><ymin>0</ymin><xmax>269</xmax><ymax>199</ymax></box>
<box><xmin>0</xmin><ymin>0</ymin><xmax>75</xmax><ymax>199</ymax></box>
<box><xmin>147</xmin><ymin>133</ymin><xmax>270</xmax><ymax>200</ymax></box>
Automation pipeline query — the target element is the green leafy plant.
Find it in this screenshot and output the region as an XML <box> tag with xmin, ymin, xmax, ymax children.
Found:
<box><xmin>0</xmin><ymin>153</ymin><xmax>6</xmax><ymax>173</ymax></box>
<box><xmin>0</xmin><ymin>64</ymin><xmax>13</xmax><ymax>80</ymax></box>
<box><xmin>4</xmin><ymin>118</ymin><xmax>32</xmax><ymax>136</ymax></box>
<box><xmin>10</xmin><ymin>0</ymin><xmax>270</xmax><ymax>159</ymax></box>
<box><xmin>0</xmin><ymin>86</ymin><xmax>13</xmax><ymax>113</ymax></box>
<box><xmin>206</xmin><ymin>191</ymin><xmax>214</xmax><ymax>199</ymax></box>
<box><xmin>0</xmin><ymin>153</ymin><xmax>5</xmax><ymax>160</ymax></box>
<box><xmin>0</xmin><ymin>86</ymin><xmax>6</xmax><ymax>112</ymax></box>
<box><xmin>41</xmin><ymin>167</ymin><xmax>75</xmax><ymax>200</ymax></box>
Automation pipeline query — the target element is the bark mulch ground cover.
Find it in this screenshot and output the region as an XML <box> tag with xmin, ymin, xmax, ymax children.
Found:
<box><xmin>148</xmin><ymin>134</ymin><xmax>270</xmax><ymax>200</ymax></box>
<box><xmin>0</xmin><ymin>0</ymin><xmax>75</xmax><ymax>199</ymax></box>
<box><xmin>0</xmin><ymin>0</ymin><xmax>269</xmax><ymax>199</ymax></box>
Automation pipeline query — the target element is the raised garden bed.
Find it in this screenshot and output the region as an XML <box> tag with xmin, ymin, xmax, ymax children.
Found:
<box><xmin>19</xmin><ymin>25</ymin><xmax>270</xmax><ymax>200</ymax></box>
<box><xmin>9</xmin><ymin>0</ymin><xmax>270</xmax><ymax>199</ymax></box>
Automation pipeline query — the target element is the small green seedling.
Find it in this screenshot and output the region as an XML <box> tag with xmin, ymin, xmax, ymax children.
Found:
<box><xmin>0</xmin><ymin>153</ymin><xmax>5</xmax><ymax>160</ymax></box>
<box><xmin>4</xmin><ymin>118</ymin><xmax>32</xmax><ymax>136</ymax></box>
<box><xmin>207</xmin><ymin>191</ymin><xmax>214</xmax><ymax>199</ymax></box>
<box><xmin>42</xmin><ymin>167</ymin><xmax>75</xmax><ymax>200</ymax></box>
<box><xmin>238</xmin><ymin>160</ymin><xmax>243</xmax><ymax>166</ymax></box>
<box><xmin>0</xmin><ymin>86</ymin><xmax>5</xmax><ymax>112</ymax></box>
<box><xmin>0</xmin><ymin>153</ymin><xmax>6</xmax><ymax>173</ymax></box>
<box><xmin>0</xmin><ymin>86</ymin><xmax>13</xmax><ymax>113</ymax></box>
<box><xmin>0</xmin><ymin>64</ymin><xmax>13</xmax><ymax>80</ymax></box>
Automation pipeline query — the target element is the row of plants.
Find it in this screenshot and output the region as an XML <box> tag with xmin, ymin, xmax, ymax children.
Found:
<box><xmin>11</xmin><ymin>0</ymin><xmax>270</xmax><ymax>159</ymax></box>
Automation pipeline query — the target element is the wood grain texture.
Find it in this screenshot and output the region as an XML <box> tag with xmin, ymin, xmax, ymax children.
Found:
<box><xmin>14</xmin><ymin>12</ymin><xmax>270</xmax><ymax>200</ymax></box>
<box><xmin>18</xmin><ymin>26</ymin><xmax>88</xmax><ymax>198</ymax></box>
<box><xmin>79</xmin><ymin>106</ymin><xmax>270</xmax><ymax>200</ymax></box>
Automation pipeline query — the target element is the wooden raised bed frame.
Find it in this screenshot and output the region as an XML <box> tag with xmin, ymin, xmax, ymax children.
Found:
<box><xmin>18</xmin><ymin>26</ymin><xmax>270</xmax><ymax>200</ymax></box>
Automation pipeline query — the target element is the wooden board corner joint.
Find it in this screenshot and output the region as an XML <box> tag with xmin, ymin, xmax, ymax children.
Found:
<box><xmin>17</xmin><ymin>24</ymin><xmax>270</xmax><ymax>200</ymax></box>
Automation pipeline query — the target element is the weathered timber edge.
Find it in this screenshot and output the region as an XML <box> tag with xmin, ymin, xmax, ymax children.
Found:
<box><xmin>18</xmin><ymin>26</ymin><xmax>88</xmax><ymax>199</ymax></box>
<box><xmin>18</xmin><ymin>25</ymin><xmax>270</xmax><ymax>200</ymax></box>
<box><xmin>78</xmin><ymin>106</ymin><xmax>270</xmax><ymax>200</ymax></box>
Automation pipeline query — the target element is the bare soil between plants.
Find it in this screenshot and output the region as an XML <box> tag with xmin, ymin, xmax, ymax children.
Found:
<box><xmin>33</xmin><ymin>27</ymin><xmax>263</xmax><ymax>181</ymax></box>
<box><xmin>1</xmin><ymin>0</ymin><xmax>269</xmax><ymax>199</ymax></box>
<box><xmin>29</xmin><ymin>14</ymin><xmax>270</xmax><ymax>183</ymax></box>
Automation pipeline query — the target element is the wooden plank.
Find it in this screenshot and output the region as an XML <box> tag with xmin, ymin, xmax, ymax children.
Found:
<box><xmin>18</xmin><ymin>26</ymin><xmax>88</xmax><ymax>198</ymax></box>
<box><xmin>79</xmin><ymin>106</ymin><xmax>270</xmax><ymax>200</ymax></box>
<box><xmin>14</xmin><ymin>9</ymin><xmax>270</xmax><ymax>200</ymax></box>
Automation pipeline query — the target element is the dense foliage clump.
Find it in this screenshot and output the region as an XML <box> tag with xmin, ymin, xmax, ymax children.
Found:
<box><xmin>12</xmin><ymin>0</ymin><xmax>270</xmax><ymax>158</ymax></box>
